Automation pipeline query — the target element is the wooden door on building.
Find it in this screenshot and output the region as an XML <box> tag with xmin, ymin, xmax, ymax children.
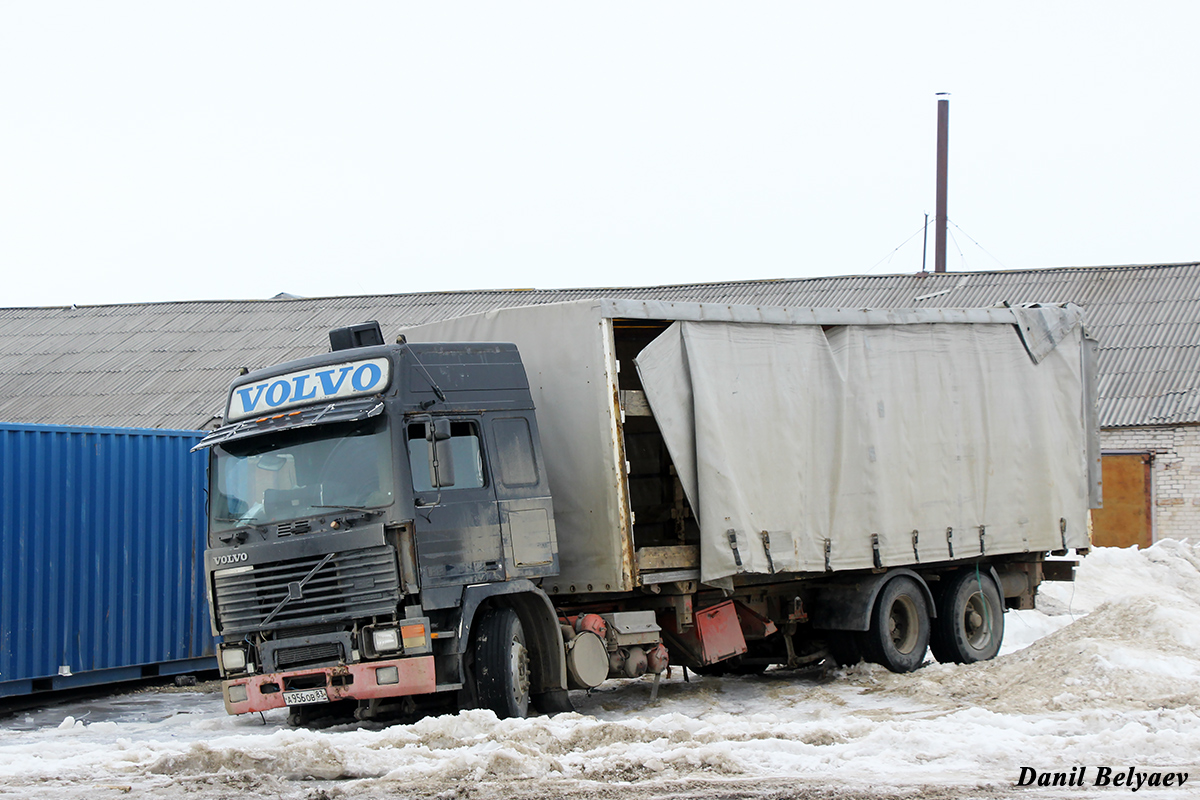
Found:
<box><xmin>1090</xmin><ymin>453</ymin><xmax>1153</xmax><ymax>548</ymax></box>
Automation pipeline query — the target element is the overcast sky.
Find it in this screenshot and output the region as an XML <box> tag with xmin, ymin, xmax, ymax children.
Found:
<box><xmin>2</xmin><ymin>2</ymin><xmax>1197</xmax><ymax>308</ymax></box>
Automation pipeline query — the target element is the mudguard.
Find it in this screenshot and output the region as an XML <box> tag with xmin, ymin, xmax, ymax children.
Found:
<box><xmin>809</xmin><ymin>568</ymin><xmax>937</xmax><ymax>632</ymax></box>
<box><xmin>456</xmin><ymin>580</ymin><xmax>570</xmax><ymax>704</ymax></box>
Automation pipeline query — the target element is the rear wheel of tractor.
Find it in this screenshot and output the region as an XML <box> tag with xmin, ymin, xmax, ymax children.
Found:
<box><xmin>473</xmin><ymin>608</ymin><xmax>531</xmax><ymax>719</ymax></box>
<box><xmin>861</xmin><ymin>576</ymin><xmax>930</xmax><ymax>673</ymax></box>
<box><xmin>930</xmin><ymin>569</ymin><xmax>1004</xmax><ymax>663</ymax></box>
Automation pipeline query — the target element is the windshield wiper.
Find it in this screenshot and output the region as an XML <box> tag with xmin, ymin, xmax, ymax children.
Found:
<box><xmin>314</xmin><ymin>504</ymin><xmax>384</xmax><ymax>515</ymax></box>
<box><xmin>213</xmin><ymin>517</ymin><xmax>268</xmax><ymax>543</ymax></box>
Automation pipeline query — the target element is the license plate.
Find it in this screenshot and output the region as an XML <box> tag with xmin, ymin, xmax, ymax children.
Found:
<box><xmin>283</xmin><ymin>688</ymin><xmax>329</xmax><ymax>706</ymax></box>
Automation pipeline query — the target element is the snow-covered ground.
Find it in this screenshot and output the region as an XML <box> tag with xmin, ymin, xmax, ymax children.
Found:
<box><xmin>3</xmin><ymin>542</ymin><xmax>1199</xmax><ymax>799</ymax></box>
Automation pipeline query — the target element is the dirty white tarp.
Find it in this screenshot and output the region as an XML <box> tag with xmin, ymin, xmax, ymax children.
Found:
<box><xmin>636</xmin><ymin>320</ymin><xmax>1092</xmax><ymax>584</ymax></box>
<box><xmin>403</xmin><ymin>301</ymin><xmax>633</xmax><ymax>593</ymax></box>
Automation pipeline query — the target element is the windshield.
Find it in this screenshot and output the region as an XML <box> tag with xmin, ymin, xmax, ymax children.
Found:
<box><xmin>210</xmin><ymin>417</ymin><xmax>394</xmax><ymax>534</ymax></box>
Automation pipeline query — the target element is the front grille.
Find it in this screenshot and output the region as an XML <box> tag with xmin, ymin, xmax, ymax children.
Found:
<box><xmin>214</xmin><ymin>545</ymin><xmax>400</xmax><ymax>635</ymax></box>
<box><xmin>275</xmin><ymin>623</ymin><xmax>340</xmax><ymax>640</ymax></box>
<box><xmin>275</xmin><ymin>642</ymin><xmax>342</xmax><ymax>669</ymax></box>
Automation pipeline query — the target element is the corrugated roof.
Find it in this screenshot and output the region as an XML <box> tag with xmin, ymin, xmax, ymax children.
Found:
<box><xmin>1</xmin><ymin>262</ymin><xmax>1197</xmax><ymax>430</ymax></box>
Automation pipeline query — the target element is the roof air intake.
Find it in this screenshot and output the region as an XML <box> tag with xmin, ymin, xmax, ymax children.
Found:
<box><xmin>329</xmin><ymin>321</ymin><xmax>385</xmax><ymax>351</ymax></box>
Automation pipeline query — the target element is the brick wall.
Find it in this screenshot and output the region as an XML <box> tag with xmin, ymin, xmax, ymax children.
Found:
<box><xmin>1100</xmin><ymin>425</ymin><xmax>1200</xmax><ymax>546</ymax></box>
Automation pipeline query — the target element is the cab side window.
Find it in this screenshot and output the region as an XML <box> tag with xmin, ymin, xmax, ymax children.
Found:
<box><xmin>493</xmin><ymin>417</ymin><xmax>539</xmax><ymax>487</ymax></box>
<box><xmin>407</xmin><ymin>421</ymin><xmax>486</xmax><ymax>491</ymax></box>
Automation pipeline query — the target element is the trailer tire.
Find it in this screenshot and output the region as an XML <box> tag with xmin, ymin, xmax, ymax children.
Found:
<box><xmin>930</xmin><ymin>569</ymin><xmax>1004</xmax><ymax>664</ymax></box>
<box><xmin>861</xmin><ymin>576</ymin><xmax>930</xmax><ymax>673</ymax></box>
<box><xmin>473</xmin><ymin>608</ymin><xmax>531</xmax><ymax>719</ymax></box>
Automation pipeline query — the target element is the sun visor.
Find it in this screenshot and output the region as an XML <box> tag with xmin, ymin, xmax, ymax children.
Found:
<box><xmin>191</xmin><ymin>397</ymin><xmax>385</xmax><ymax>452</ymax></box>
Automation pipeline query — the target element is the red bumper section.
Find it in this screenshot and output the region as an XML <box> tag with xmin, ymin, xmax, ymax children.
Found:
<box><xmin>222</xmin><ymin>655</ymin><xmax>437</xmax><ymax>715</ymax></box>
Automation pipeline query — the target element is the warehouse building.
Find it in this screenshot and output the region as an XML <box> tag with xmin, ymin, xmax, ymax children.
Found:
<box><xmin>1</xmin><ymin>262</ymin><xmax>1196</xmax><ymax>547</ymax></box>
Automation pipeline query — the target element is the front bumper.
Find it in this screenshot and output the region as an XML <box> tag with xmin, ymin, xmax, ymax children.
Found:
<box><xmin>222</xmin><ymin>655</ymin><xmax>437</xmax><ymax>715</ymax></box>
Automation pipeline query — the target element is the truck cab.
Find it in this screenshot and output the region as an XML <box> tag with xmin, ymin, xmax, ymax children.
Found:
<box><xmin>197</xmin><ymin>322</ymin><xmax>570</xmax><ymax>721</ymax></box>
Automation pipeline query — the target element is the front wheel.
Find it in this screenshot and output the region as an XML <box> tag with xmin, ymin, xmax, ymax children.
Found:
<box><xmin>930</xmin><ymin>569</ymin><xmax>1004</xmax><ymax>664</ymax></box>
<box><xmin>473</xmin><ymin>608</ymin><xmax>531</xmax><ymax>719</ymax></box>
<box><xmin>860</xmin><ymin>576</ymin><xmax>930</xmax><ymax>673</ymax></box>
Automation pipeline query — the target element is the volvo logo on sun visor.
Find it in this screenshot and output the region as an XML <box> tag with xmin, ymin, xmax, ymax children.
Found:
<box><xmin>227</xmin><ymin>357</ymin><xmax>391</xmax><ymax>421</ymax></box>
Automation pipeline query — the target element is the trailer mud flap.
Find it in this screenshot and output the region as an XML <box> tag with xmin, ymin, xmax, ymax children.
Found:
<box><xmin>809</xmin><ymin>568</ymin><xmax>936</xmax><ymax>632</ymax></box>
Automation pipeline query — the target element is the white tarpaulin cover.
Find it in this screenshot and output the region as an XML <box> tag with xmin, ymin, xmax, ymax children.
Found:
<box><xmin>635</xmin><ymin>320</ymin><xmax>1091</xmax><ymax>584</ymax></box>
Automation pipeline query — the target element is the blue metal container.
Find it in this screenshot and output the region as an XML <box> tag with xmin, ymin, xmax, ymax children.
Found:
<box><xmin>0</xmin><ymin>423</ymin><xmax>215</xmax><ymax>697</ymax></box>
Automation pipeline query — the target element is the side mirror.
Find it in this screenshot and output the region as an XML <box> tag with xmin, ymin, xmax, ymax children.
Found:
<box><xmin>425</xmin><ymin>419</ymin><xmax>456</xmax><ymax>488</ymax></box>
<box><xmin>428</xmin><ymin>418</ymin><xmax>452</xmax><ymax>442</ymax></box>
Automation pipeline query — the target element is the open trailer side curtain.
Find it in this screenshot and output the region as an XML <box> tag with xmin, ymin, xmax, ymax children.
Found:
<box><xmin>636</xmin><ymin>319</ymin><xmax>1091</xmax><ymax>585</ymax></box>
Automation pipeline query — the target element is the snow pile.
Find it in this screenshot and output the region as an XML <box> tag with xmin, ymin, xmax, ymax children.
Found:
<box><xmin>1</xmin><ymin>542</ymin><xmax>1198</xmax><ymax>799</ymax></box>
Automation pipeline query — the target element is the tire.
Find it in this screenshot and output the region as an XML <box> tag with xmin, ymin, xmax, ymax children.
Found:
<box><xmin>860</xmin><ymin>576</ymin><xmax>930</xmax><ymax>673</ymax></box>
<box><xmin>473</xmin><ymin>608</ymin><xmax>531</xmax><ymax>719</ymax></box>
<box><xmin>930</xmin><ymin>569</ymin><xmax>1004</xmax><ymax>664</ymax></box>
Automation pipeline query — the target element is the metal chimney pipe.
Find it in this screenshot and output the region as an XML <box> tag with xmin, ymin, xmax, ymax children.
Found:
<box><xmin>934</xmin><ymin>94</ymin><xmax>950</xmax><ymax>273</ymax></box>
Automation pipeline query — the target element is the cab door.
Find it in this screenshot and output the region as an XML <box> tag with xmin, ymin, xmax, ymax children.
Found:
<box><xmin>488</xmin><ymin>414</ymin><xmax>557</xmax><ymax>580</ymax></box>
<box><xmin>407</xmin><ymin>419</ymin><xmax>505</xmax><ymax>587</ymax></box>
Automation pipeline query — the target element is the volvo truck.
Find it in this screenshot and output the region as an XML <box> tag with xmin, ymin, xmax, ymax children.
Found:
<box><xmin>196</xmin><ymin>299</ymin><xmax>1099</xmax><ymax>723</ymax></box>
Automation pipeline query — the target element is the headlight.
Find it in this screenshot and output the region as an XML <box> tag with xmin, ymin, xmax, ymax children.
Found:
<box><xmin>227</xmin><ymin>683</ymin><xmax>249</xmax><ymax>704</ymax></box>
<box><xmin>221</xmin><ymin>645</ymin><xmax>247</xmax><ymax>672</ymax></box>
<box><xmin>371</xmin><ymin>627</ymin><xmax>400</xmax><ymax>653</ymax></box>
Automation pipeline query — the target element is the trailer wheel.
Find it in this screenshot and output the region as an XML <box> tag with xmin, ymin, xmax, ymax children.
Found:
<box><xmin>861</xmin><ymin>576</ymin><xmax>930</xmax><ymax>673</ymax></box>
<box><xmin>473</xmin><ymin>608</ymin><xmax>531</xmax><ymax>719</ymax></box>
<box><xmin>930</xmin><ymin>569</ymin><xmax>1004</xmax><ymax>663</ymax></box>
